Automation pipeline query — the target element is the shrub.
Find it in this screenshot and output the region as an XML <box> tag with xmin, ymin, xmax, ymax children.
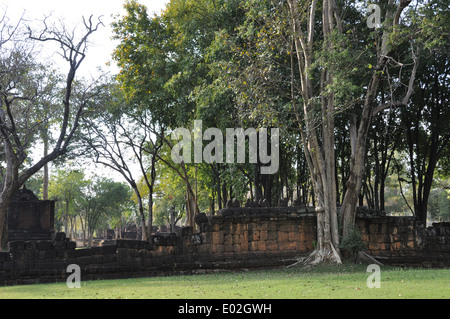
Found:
<box><xmin>339</xmin><ymin>227</ymin><xmax>367</xmax><ymax>261</ymax></box>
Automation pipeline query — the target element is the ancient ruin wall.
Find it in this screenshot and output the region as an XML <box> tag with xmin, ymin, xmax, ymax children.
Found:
<box><xmin>1</xmin><ymin>208</ymin><xmax>449</xmax><ymax>286</ymax></box>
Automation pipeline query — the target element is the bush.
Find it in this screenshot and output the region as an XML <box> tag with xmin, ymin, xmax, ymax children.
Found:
<box><xmin>339</xmin><ymin>227</ymin><xmax>367</xmax><ymax>261</ymax></box>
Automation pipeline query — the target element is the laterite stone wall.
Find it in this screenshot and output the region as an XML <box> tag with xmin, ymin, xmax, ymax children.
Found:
<box><xmin>1</xmin><ymin>207</ymin><xmax>449</xmax><ymax>286</ymax></box>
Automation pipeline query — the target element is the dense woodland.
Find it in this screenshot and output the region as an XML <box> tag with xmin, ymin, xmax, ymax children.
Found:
<box><xmin>0</xmin><ymin>0</ymin><xmax>448</xmax><ymax>260</ymax></box>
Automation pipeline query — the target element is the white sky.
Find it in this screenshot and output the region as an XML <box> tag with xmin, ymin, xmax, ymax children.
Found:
<box><xmin>1</xmin><ymin>0</ymin><xmax>168</xmax><ymax>77</ymax></box>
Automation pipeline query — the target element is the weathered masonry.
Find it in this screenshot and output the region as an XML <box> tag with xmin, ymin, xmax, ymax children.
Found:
<box><xmin>7</xmin><ymin>188</ymin><xmax>55</xmax><ymax>243</ymax></box>
<box><xmin>1</xmin><ymin>206</ymin><xmax>449</xmax><ymax>286</ymax></box>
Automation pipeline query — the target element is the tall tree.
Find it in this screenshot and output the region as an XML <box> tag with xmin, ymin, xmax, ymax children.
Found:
<box><xmin>286</xmin><ymin>0</ymin><xmax>419</xmax><ymax>263</ymax></box>
<box><xmin>400</xmin><ymin>52</ymin><xmax>449</xmax><ymax>224</ymax></box>
<box><xmin>48</xmin><ymin>168</ymin><xmax>87</xmax><ymax>240</ymax></box>
<box><xmin>78</xmin><ymin>177</ymin><xmax>131</xmax><ymax>247</ymax></box>
<box><xmin>0</xmin><ymin>13</ymin><xmax>102</xmax><ymax>248</ymax></box>
<box><xmin>81</xmin><ymin>80</ymin><xmax>165</xmax><ymax>241</ymax></box>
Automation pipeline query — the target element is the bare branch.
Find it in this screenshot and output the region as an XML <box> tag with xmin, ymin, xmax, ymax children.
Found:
<box><xmin>372</xmin><ymin>46</ymin><xmax>419</xmax><ymax>116</ymax></box>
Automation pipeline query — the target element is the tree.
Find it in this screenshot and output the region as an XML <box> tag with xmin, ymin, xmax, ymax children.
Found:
<box><xmin>283</xmin><ymin>0</ymin><xmax>424</xmax><ymax>264</ymax></box>
<box><xmin>0</xmin><ymin>12</ymin><xmax>103</xmax><ymax>248</ymax></box>
<box><xmin>109</xmin><ymin>0</ymin><xmax>446</xmax><ymax>265</ymax></box>
<box><xmin>78</xmin><ymin>177</ymin><xmax>131</xmax><ymax>246</ymax></box>
<box><xmin>153</xmin><ymin>161</ymin><xmax>187</xmax><ymax>231</ymax></box>
<box><xmin>363</xmin><ymin>109</ymin><xmax>402</xmax><ymax>212</ymax></box>
<box><xmin>111</xmin><ymin>0</ymin><xmax>206</xmax><ymax>229</ymax></box>
<box><xmin>399</xmin><ymin>52</ymin><xmax>449</xmax><ymax>224</ymax></box>
<box><xmin>285</xmin><ymin>0</ymin><xmax>341</xmax><ymax>263</ymax></box>
<box><xmin>81</xmin><ymin>80</ymin><xmax>165</xmax><ymax>241</ymax></box>
<box><xmin>224</xmin><ymin>0</ymin><xmax>420</xmax><ymax>264</ymax></box>
<box><xmin>48</xmin><ymin>167</ymin><xmax>87</xmax><ymax>240</ymax></box>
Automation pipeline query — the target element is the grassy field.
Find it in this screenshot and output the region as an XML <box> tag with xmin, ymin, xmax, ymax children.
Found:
<box><xmin>0</xmin><ymin>263</ymin><xmax>449</xmax><ymax>299</ymax></box>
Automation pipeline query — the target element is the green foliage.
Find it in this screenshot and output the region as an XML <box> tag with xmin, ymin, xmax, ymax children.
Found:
<box><xmin>339</xmin><ymin>226</ymin><xmax>367</xmax><ymax>258</ymax></box>
<box><xmin>47</xmin><ymin>166</ymin><xmax>133</xmax><ymax>241</ymax></box>
<box><xmin>409</xmin><ymin>0</ymin><xmax>450</xmax><ymax>54</ymax></box>
<box><xmin>78</xmin><ymin>176</ymin><xmax>132</xmax><ymax>241</ymax></box>
<box><xmin>153</xmin><ymin>155</ymin><xmax>188</xmax><ymax>226</ymax></box>
<box><xmin>108</xmin><ymin>0</ymin><xmax>449</xmax><ymax>223</ymax></box>
<box><xmin>428</xmin><ymin>177</ymin><xmax>450</xmax><ymax>222</ymax></box>
<box><xmin>48</xmin><ymin>168</ymin><xmax>88</xmax><ymax>232</ymax></box>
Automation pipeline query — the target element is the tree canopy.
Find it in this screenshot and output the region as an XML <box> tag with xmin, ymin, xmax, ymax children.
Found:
<box><xmin>1</xmin><ymin>0</ymin><xmax>448</xmax><ymax>256</ymax></box>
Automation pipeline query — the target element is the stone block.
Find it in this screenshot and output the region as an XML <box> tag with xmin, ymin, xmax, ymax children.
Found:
<box><xmin>266</xmin><ymin>240</ymin><xmax>277</xmax><ymax>251</ymax></box>
<box><xmin>8</xmin><ymin>241</ymin><xmax>25</xmax><ymax>251</ymax></box>
<box><xmin>288</xmin><ymin>231</ymin><xmax>299</xmax><ymax>241</ymax></box>
<box><xmin>296</xmin><ymin>241</ymin><xmax>307</xmax><ymax>251</ymax></box>
<box><xmin>249</xmin><ymin>241</ymin><xmax>258</xmax><ymax>251</ymax></box>
<box><xmin>222</xmin><ymin>222</ymin><xmax>233</xmax><ymax>235</ymax></box>
<box><xmin>223</xmin><ymin>234</ymin><xmax>233</xmax><ymax>245</ymax></box>
<box><xmin>369</xmin><ymin>224</ymin><xmax>379</xmax><ymax>234</ymax></box>
<box><xmin>1</xmin><ymin>261</ymin><xmax>15</xmax><ymax>271</ymax></box>
<box><xmin>257</xmin><ymin>241</ymin><xmax>266</xmax><ymax>251</ymax></box>
<box><xmin>87</xmin><ymin>247</ymin><xmax>103</xmax><ymax>255</ymax></box>
<box><xmin>277</xmin><ymin>231</ymin><xmax>289</xmax><ymax>242</ymax></box>
<box><xmin>212</xmin><ymin>231</ymin><xmax>224</xmax><ymax>245</ymax></box>
<box><xmin>66</xmin><ymin>241</ymin><xmax>77</xmax><ymax>250</ymax></box>
<box><xmin>232</xmin><ymin>234</ymin><xmax>240</xmax><ymax>245</ymax></box>
<box><xmin>90</xmin><ymin>255</ymin><xmax>104</xmax><ymax>264</ymax></box>
<box><xmin>65</xmin><ymin>249</ymin><xmax>78</xmax><ymax>259</ymax></box>
<box><xmin>260</xmin><ymin>230</ymin><xmax>268</xmax><ymax>241</ymax></box>
<box><xmin>36</xmin><ymin>240</ymin><xmax>53</xmax><ymax>251</ymax></box>
<box><xmin>52</xmin><ymin>232</ymin><xmax>66</xmax><ymax>242</ymax></box>
<box><xmin>24</xmin><ymin>241</ymin><xmax>38</xmax><ymax>250</ymax></box>
<box><xmin>279</xmin><ymin>242</ymin><xmax>297</xmax><ymax>251</ymax></box>
<box><xmin>278</xmin><ymin>224</ymin><xmax>292</xmax><ymax>232</ymax></box>
<box><xmin>0</xmin><ymin>252</ymin><xmax>8</xmax><ymax>262</ymax></box>
<box><xmin>181</xmin><ymin>226</ymin><xmax>193</xmax><ymax>237</ymax></box>
<box><xmin>268</xmin><ymin>230</ymin><xmax>277</xmax><ymax>241</ymax></box>
<box><xmin>38</xmin><ymin>249</ymin><xmax>56</xmax><ymax>260</ymax></box>
<box><xmin>212</xmin><ymin>244</ymin><xmax>224</xmax><ymax>254</ymax></box>
<box><xmin>52</xmin><ymin>241</ymin><xmax>66</xmax><ymax>250</ymax></box>
<box><xmin>22</xmin><ymin>250</ymin><xmax>37</xmax><ymax>261</ymax></box>
<box><xmin>256</xmin><ymin>222</ymin><xmax>267</xmax><ymax>231</ymax></box>
<box><xmin>212</xmin><ymin>223</ymin><xmax>222</xmax><ymax>232</ymax></box>
<box><xmin>78</xmin><ymin>256</ymin><xmax>92</xmax><ymax>265</ymax></box>
<box><xmin>250</xmin><ymin>230</ymin><xmax>260</xmax><ymax>241</ymax></box>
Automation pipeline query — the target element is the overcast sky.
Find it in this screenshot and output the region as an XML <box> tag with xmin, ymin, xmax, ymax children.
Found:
<box><xmin>1</xmin><ymin>0</ymin><xmax>168</xmax><ymax>77</ymax></box>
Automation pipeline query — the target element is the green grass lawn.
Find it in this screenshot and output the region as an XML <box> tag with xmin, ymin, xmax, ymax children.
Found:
<box><xmin>0</xmin><ymin>263</ymin><xmax>449</xmax><ymax>299</ymax></box>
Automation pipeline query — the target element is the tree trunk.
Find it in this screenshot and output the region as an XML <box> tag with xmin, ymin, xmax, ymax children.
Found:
<box><xmin>42</xmin><ymin>131</ymin><xmax>49</xmax><ymax>200</ymax></box>
<box><xmin>287</xmin><ymin>0</ymin><xmax>341</xmax><ymax>265</ymax></box>
<box><xmin>0</xmin><ymin>176</ymin><xmax>20</xmax><ymax>249</ymax></box>
<box><xmin>340</xmin><ymin>0</ymin><xmax>418</xmax><ymax>237</ymax></box>
<box><xmin>0</xmin><ymin>202</ymin><xmax>9</xmax><ymax>250</ymax></box>
<box><xmin>340</xmin><ymin>102</ymin><xmax>374</xmax><ymax>238</ymax></box>
<box><xmin>133</xmin><ymin>188</ymin><xmax>147</xmax><ymax>241</ymax></box>
<box><xmin>148</xmin><ymin>192</ymin><xmax>153</xmax><ymax>239</ymax></box>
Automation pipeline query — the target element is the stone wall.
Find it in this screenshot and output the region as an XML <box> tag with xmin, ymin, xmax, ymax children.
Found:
<box><xmin>0</xmin><ymin>208</ymin><xmax>315</xmax><ymax>286</ymax></box>
<box><xmin>357</xmin><ymin>217</ymin><xmax>450</xmax><ymax>267</ymax></box>
<box><xmin>7</xmin><ymin>200</ymin><xmax>55</xmax><ymax>242</ymax></box>
<box><xmin>1</xmin><ymin>208</ymin><xmax>449</xmax><ymax>286</ymax></box>
<box><xmin>191</xmin><ymin>207</ymin><xmax>316</xmax><ymax>256</ymax></box>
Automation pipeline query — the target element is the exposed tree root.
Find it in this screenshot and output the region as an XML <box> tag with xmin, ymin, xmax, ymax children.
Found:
<box><xmin>287</xmin><ymin>246</ymin><xmax>342</xmax><ymax>269</ymax></box>
<box><xmin>356</xmin><ymin>251</ymin><xmax>384</xmax><ymax>266</ymax></box>
<box><xmin>287</xmin><ymin>250</ymin><xmax>385</xmax><ymax>269</ymax></box>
